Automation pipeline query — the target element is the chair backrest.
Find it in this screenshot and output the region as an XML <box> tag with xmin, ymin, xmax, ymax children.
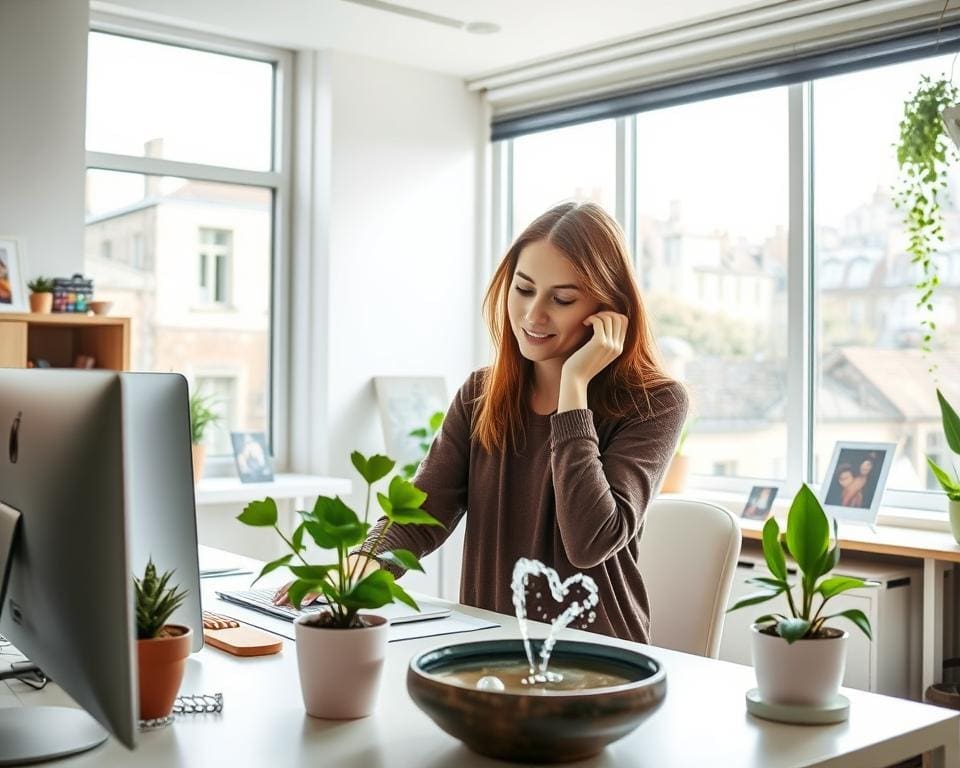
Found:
<box><xmin>637</xmin><ymin>498</ymin><xmax>742</xmax><ymax>658</ymax></box>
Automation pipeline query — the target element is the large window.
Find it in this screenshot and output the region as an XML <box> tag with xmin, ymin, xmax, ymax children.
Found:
<box><xmin>813</xmin><ymin>55</ymin><xmax>960</xmax><ymax>495</ymax></box>
<box><xmin>85</xmin><ymin>28</ymin><xmax>287</xmax><ymax>465</ymax></box>
<box><xmin>500</xmin><ymin>51</ymin><xmax>960</xmax><ymax>513</ymax></box>
<box><xmin>635</xmin><ymin>88</ymin><xmax>789</xmax><ymax>482</ymax></box>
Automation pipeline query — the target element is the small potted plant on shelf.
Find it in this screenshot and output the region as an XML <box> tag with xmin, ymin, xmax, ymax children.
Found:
<box><xmin>727</xmin><ymin>484</ymin><xmax>878</xmax><ymax>708</ymax></box>
<box><xmin>188</xmin><ymin>391</ymin><xmax>220</xmax><ymax>482</ymax></box>
<box><xmin>659</xmin><ymin>418</ymin><xmax>692</xmax><ymax>493</ymax></box>
<box><xmin>26</xmin><ymin>276</ymin><xmax>54</xmax><ymax>314</ymax></box>
<box><xmin>135</xmin><ymin>559</ymin><xmax>191</xmax><ymax>721</ymax></box>
<box><xmin>237</xmin><ymin>451</ymin><xmax>441</xmax><ymax>719</ymax></box>
<box><xmin>928</xmin><ymin>389</ymin><xmax>960</xmax><ymax>544</ymax></box>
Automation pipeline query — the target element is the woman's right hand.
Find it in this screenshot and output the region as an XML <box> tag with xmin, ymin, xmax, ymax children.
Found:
<box><xmin>272</xmin><ymin>554</ymin><xmax>380</xmax><ymax>606</ymax></box>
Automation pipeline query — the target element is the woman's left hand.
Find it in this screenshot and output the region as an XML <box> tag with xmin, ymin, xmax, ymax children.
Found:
<box><xmin>561</xmin><ymin>311</ymin><xmax>628</xmax><ymax>386</ymax></box>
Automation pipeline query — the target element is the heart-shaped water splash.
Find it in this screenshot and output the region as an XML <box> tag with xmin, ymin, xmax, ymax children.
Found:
<box><xmin>511</xmin><ymin>558</ymin><xmax>600</xmax><ymax>684</ymax></box>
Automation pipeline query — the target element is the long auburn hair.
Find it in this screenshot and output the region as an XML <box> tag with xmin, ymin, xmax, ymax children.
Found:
<box><xmin>474</xmin><ymin>202</ymin><xmax>676</xmax><ymax>453</ymax></box>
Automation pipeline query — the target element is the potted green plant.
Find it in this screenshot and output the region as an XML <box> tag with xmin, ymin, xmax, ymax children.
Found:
<box><xmin>401</xmin><ymin>410</ymin><xmax>444</xmax><ymax>479</ymax></box>
<box><xmin>894</xmin><ymin>75</ymin><xmax>959</xmax><ymax>360</ymax></box>
<box><xmin>927</xmin><ymin>389</ymin><xmax>960</xmax><ymax>543</ymax></box>
<box><xmin>727</xmin><ymin>484</ymin><xmax>878</xmax><ymax>707</ymax></box>
<box><xmin>188</xmin><ymin>391</ymin><xmax>220</xmax><ymax>482</ymax></box>
<box><xmin>26</xmin><ymin>276</ymin><xmax>54</xmax><ymax>314</ymax></box>
<box><xmin>237</xmin><ymin>451</ymin><xmax>441</xmax><ymax>719</ymax></box>
<box><xmin>135</xmin><ymin>559</ymin><xmax>190</xmax><ymax>721</ymax></box>
<box><xmin>660</xmin><ymin>418</ymin><xmax>692</xmax><ymax>493</ymax></box>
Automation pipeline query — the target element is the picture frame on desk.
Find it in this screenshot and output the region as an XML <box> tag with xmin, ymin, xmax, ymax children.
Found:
<box><xmin>820</xmin><ymin>440</ymin><xmax>896</xmax><ymax>527</ymax></box>
<box><xmin>373</xmin><ymin>376</ymin><xmax>448</xmax><ymax>468</ymax></box>
<box><xmin>231</xmin><ymin>432</ymin><xmax>274</xmax><ymax>484</ymax></box>
<box><xmin>0</xmin><ymin>238</ymin><xmax>27</xmax><ymax>313</ymax></box>
<box><xmin>741</xmin><ymin>485</ymin><xmax>778</xmax><ymax>521</ymax></box>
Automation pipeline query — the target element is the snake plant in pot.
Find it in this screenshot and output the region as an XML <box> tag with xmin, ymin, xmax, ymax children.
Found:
<box><xmin>927</xmin><ymin>389</ymin><xmax>960</xmax><ymax>543</ymax></box>
<box><xmin>727</xmin><ymin>484</ymin><xmax>878</xmax><ymax>706</ymax></box>
<box><xmin>135</xmin><ymin>559</ymin><xmax>190</xmax><ymax>721</ymax></box>
<box><xmin>237</xmin><ymin>451</ymin><xmax>440</xmax><ymax>719</ymax></box>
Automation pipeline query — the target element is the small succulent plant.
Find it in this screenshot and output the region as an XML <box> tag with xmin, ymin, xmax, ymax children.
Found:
<box><xmin>27</xmin><ymin>276</ymin><xmax>54</xmax><ymax>293</ymax></box>
<box><xmin>135</xmin><ymin>559</ymin><xmax>188</xmax><ymax>640</ymax></box>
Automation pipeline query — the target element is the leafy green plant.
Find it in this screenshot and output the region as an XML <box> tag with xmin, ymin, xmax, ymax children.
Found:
<box><xmin>928</xmin><ymin>389</ymin><xmax>960</xmax><ymax>501</ymax></box>
<box><xmin>237</xmin><ymin>451</ymin><xmax>442</xmax><ymax>629</ymax></box>
<box><xmin>402</xmin><ymin>410</ymin><xmax>444</xmax><ymax>479</ymax></box>
<box><xmin>188</xmin><ymin>391</ymin><xmax>220</xmax><ymax>444</ymax></box>
<box><xmin>894</xmin><ymin>75</ymin><xmax>959</xmax><ymax>360</ymax></box>
<box><xmin>135</xmin><ymin>559</ymin><xmax>188</xmax><ymax>640</ymax></box>
<box><xmin>727</xmin><ymin>485</ymin><xmax>878</xmax><ymax>643</ymax></box>
<box><xmin>27</xmin><ymin>276</ymin><xmax>54</xmax><ymax>293</ymax></box>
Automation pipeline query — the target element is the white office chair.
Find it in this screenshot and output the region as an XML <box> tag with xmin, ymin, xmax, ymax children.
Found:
<box><xmin>637</xmin><ymin>498</ymin><xmax>742</xmax><ymax>658</ymax></box>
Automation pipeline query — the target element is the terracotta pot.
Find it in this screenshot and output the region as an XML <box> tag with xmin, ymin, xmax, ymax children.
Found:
<box><xmin>137</xmin><ymin>625</ymin><xmax>192</xmax><ymax>720</ymax></box>
<box><xmin>660</xmin><ymin>454</ymin><xmax>689</xmax><ymax>493</ymax></box>
<box><xmin>29</xmin><ymin>292</ymin><xmax>53</xmax><ymax>314</ymax></box>
<box><xmin>949</xmin><ymin>499</ymin><xmax>960</xmax><ymax>546</ymax></box>
<box><xmin>294</xmin><ymin>613</ymin><xmax>388</xmax><ymax>719</ymax></box>
<box><xmin>191</xmin><ymin>444</ymin><xmax>205</xmax><ymax>484</ymax></box>
<box><xmin>751</xmin><ymin>624</ymin><xmax>847</xmax><ymax>706</ymax></box>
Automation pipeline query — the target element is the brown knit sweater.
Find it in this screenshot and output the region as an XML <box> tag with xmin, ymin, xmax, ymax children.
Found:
<box><xmin>364</xmin><ymin>370</ymin><xmax>688</xmax><ymax>644</ymax></box>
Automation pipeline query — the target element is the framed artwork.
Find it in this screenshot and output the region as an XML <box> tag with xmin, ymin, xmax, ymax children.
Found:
<box><xmin>373</xmin><ymin>376</ymin><xmax>448</xmax><ymax>468</ymax></box>
<box><xmin>0</xmin><ymin>238</ymin><xmax>27</xmax><ymax>313</ymax></box>
<box><xmin>231</xmin><ymin>432</ymin><xmax>274</xmax><ymax>484</ymax></box>
<box><xmin>820</xmin><ymin>441</ymin><xmax>897</xmax><ymax>526</ymax></box>
<box><xmin>741</xmin><ymin>485</ymin><xmax>779</xmax><ymax>521</ymax></box>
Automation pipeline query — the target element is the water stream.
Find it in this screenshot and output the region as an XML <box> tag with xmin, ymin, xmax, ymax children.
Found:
<box><xmin>509</xmin><ymin>557</ymin><xmax>599</xmax><ymax>686</ymax></box>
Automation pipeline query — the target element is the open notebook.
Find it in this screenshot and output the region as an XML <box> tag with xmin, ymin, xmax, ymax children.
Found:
<box><xmin>215</xmin><ymin>586</ymin><xmax>451</xmax><ymax>625</ymax></box>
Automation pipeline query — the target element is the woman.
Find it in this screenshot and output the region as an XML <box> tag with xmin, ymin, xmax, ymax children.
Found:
<box><xmin>280</xmin><ymin>202</ymin><xmax>687</xmax><ymax>643</ymax></box>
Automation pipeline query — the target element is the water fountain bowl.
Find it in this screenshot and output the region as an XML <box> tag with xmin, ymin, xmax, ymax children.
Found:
<box><xmin>407</xmin><ymin>639</ymin><xmax>667</xmax><ymax>763</ymax></box>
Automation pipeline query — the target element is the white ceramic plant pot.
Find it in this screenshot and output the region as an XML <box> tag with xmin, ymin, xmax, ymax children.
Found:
<box><xmin>751</xmin><ymin>624</ymin><xmax>848</xmax><ymax>707</ymax></box>
<box><xmin>948</xmin><ymin>499</ymin><xmax>960</xmax><ymax>546</ymax></box>
<box><xmin>294</xmin><ymin>613</ymin><xmax>389</xmax><ymax>719</ymax></box>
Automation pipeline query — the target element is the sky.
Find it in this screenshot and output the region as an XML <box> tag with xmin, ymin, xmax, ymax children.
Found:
<box><xmin>85</xmin><ymin>31</ymin><xmax>273</xmax><ymax>213</ymax></box>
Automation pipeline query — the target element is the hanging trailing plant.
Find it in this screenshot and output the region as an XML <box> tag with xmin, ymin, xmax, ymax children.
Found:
<box><xmin>893</xmin><ymin>74</ymin><xmax>959</xmax><ymax>362</ymax></box>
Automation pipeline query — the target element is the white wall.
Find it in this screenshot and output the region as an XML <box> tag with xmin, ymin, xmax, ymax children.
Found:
<box><xmin>287</xmin><ymin>50</ymin><xmax>484</xmax><ymax>594</ymax></box>
<box><xmin>289</xmin><ymin>49</ymin><xmax>485</xmax><ymax>474</ymax></box>
<box><xmin>0</xmin><ymin>0</ymin><xmax>88</xmax><ymax>279</ymax></box>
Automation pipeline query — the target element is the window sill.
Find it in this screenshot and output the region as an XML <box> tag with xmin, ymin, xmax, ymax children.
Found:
<box><xmin>667</xmin><ymin>487</ymin><xmax>952</xmax><ymax>535</ymax></box>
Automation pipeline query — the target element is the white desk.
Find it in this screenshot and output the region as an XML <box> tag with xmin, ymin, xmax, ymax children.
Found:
<box><xmin>4</xmin><ymin>555</ymin><xmax>960</xmax><ymax>767</ymax></box>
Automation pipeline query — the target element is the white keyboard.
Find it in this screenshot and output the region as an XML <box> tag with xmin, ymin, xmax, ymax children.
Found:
<box><xmin>216</xmin><ymin>587</ymin><xmax>326</xmax><ymax>621</ymax></box>
<box><xmin>216</xmin><ymin>586</ymin><xmax>452</xmax><ymax>625</ymax></box>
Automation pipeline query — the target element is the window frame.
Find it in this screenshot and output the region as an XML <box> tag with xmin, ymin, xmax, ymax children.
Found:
<box><xmin>497</xmin><ymin>80</ymin><xmax>951</xmax><ymax>519</ymax></box>
<box><xmin>86</xmin><ymin>13</ymin><xmax>293</xmax><ymax>474</ymax></box>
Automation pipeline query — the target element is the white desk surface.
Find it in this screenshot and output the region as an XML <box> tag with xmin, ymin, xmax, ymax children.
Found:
<box><xmin>195</xmin><ymin>473</ymin><xmax>351</xmax><ymax>506</ymax></box>
<box><xmin>4</xmin><ymin>549</ymin><xmax>959</xmax><ymax>768</ymax></box>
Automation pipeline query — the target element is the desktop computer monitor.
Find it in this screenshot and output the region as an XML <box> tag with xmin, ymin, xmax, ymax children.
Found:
<box><xmin>0</xmin><ymin>369</ymin><xmax>202</xmax><ymax>763</ymax></box>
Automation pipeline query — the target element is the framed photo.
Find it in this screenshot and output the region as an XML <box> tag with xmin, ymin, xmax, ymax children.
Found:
<box><xmin>820</xmin><ymin>441</ymin><xmax>897</xmax><ymax>526</ymax></box>
<box><xmin>741</xmin><ymin>485</ymin><xmax>779</xmax><ymax>521</ymax></box>
<box><xmin>0</xmin><ymin>238</ymin><xmax>27</xmax><ymax>313</ymax></box>
<box><xmin>373</xmin><ymin>376</ymin><xmax>448</xmax><ymax>468</ymax></box>
<box><xmin>231</xmin><ymin>432</ymin><xmax>274</xmax><ymax>484</ymax></box>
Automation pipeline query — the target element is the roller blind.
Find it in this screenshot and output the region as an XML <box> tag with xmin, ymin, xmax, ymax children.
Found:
<box><xmin>475</xmin><ymin>0</ymin><xmax>960</xmax><ymax>141</ymax></box>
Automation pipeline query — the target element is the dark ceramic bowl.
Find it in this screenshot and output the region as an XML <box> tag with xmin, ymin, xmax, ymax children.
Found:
<box><xmin>407</xmin><ymin>639</ymin><xmax>666</xmax><ymax>763</ymax></box>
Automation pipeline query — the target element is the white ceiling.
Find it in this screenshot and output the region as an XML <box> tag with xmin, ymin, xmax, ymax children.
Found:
<box><xmin>92</xmin><ymin>0</ymin><xmax>774</xmax><ymax>79</ymax></box>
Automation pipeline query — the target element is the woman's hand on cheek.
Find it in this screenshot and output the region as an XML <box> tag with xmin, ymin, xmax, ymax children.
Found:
<box><xmin>561</xmin><ymin>311</ymin><xmax>628</xmax><ymax>386</ymax></box>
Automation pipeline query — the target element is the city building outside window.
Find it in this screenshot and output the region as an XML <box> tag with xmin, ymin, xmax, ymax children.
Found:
<box><xmin>85</xmin><ymin>27</ymin><xmax>287</xmax><ymax>465</ymax></box>
<box><xmin>501</xmin><ymin>50</ymin><xmax>960</xmax><ymax>513</ymax></box>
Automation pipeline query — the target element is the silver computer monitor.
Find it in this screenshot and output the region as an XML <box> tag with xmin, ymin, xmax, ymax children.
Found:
<box><xmin>0</xmin><ymin>369</ymin><xmax>202</xmax><ymax>763</ymax></box>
